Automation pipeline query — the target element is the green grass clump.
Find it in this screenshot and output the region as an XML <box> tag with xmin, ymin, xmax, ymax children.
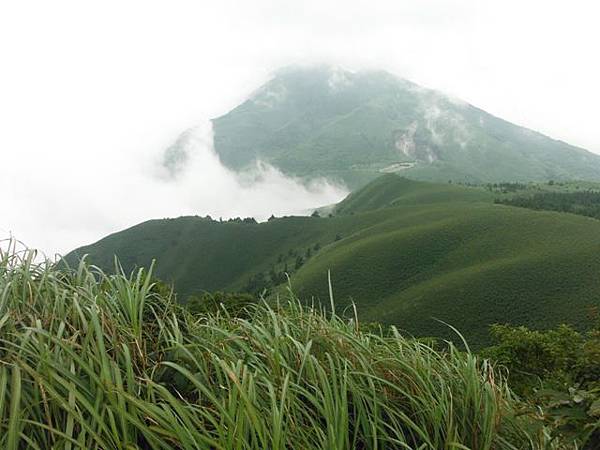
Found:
<box><xmin>1</xmin><ymin>243</ymin><xmax>547</xmax><ymax>449</ymax></box>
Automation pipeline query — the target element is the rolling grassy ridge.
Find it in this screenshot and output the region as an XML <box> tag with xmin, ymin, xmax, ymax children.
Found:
<box><xmin>67</xmin><ymin>175</ymin><xmax>488</xmax><ymax>296</ymax></box>
<box><xmin>293</xmin><ymin>202</ymin><xmax>600</xmax><ymax>345</ymax></box>
<box><xmin>66</xmin><ymin>214</ymin><xmax>380</xmax><ymax>294</ymax></box>
<box><xmin>67</xmin><ymin>175</ymin><xmax>600</xmax><ymax>346</ymax></box>
<box><xmin>333</xmin><ymin>174</ymin><xmax>493</xmax><ymax>213</ymax></box>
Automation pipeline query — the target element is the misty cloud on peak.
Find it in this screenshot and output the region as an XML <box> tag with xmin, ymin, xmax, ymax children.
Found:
<box><xmin>156</xmin><ymin>123</ymin><xmax>348</xmax><ymax>221</ymax></box>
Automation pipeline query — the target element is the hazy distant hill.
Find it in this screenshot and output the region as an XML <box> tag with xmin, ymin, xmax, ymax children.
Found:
<box><xmin>202</xmin><ymin>66</ymin><xmax>600</xmax><ymax>188</ymax></box>
<box><xmin>66</xmin><ymin>175</ymin><xmax>600</xmax><ymax>345</ymax></box>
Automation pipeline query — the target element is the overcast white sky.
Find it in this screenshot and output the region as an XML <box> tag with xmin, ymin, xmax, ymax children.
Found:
<box><xmin>2</xmin><ymin>0</ymin><xmax>600</xmax><ymax>256</ymax></box>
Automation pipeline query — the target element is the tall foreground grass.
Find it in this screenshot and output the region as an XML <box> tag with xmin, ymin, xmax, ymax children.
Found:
<box><xmin>0</xmin><ymin>243</ymin><xmax>549</xmax><ymax>449</ymax></box>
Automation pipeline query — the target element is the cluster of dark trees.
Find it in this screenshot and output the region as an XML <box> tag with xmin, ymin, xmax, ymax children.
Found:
<box><xmin>244</xmin><ymin>242</ymin><xmax>325</xmax><ymax>295</ymax></box>
<box><xmin>195</xmin><ymin>210</ymin><xmax>330</xmax><ymax>226</ymax></box>
<box><xmin>244</xmin><ymin>269</ymin><xmax>287</xmax><ymax>295</ymax></box>
<box><xmin>223</xmin><ymin>217</ymin><xmax>258</xmax><ymax>224</ymax></box>
<box><xmin>178</xmin><ymin>215</ymin><xmax>258</xmax><ymax>224</ymax></box>
<box><xmin>448</xmin><ymin>181</ymin><xmax>529</xmax><ymax>193</ymax></box>
<box><xmin>186</xmin><ymin>291</ymin><xmax>257</xmax><ymax>318</ymax></box>
<box><xmin>484</xmin><ymin>182</ymin><xmax>528</xmax><ymax>193</ymax></box>
<box><xmin>448</xmin><ymin>180</ymin><xmax>482</xmax><ymax>187</ymax></box>
<box><xmin>496</xmin><ymin>190</ymin><xmax>600</xmax><ymax>219</ymax></box>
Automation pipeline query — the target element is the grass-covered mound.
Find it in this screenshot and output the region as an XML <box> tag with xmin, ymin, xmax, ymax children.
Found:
<box><xmin>291</xmin><ymin>201</ymin><xmax>600</xmax><ymax>345</ymax></box>
<box><xmin>1</xmin><ymin>245</ymin><xmax>548</xmax><ymax>449</ymax></box>
<box><xmin>334</xmin><ymin>174</ymin><xmax>492</xmax><ymax>214</ymax></box>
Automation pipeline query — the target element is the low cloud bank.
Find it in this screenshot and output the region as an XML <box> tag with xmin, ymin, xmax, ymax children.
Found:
<box><xmin>154</xmin><ymin>123</ymin><xmax>348</xmax><ymax>221</ymax></box>
<box><xmin>4</xmin><ymin>123</ymin><xmax>348</xmax><ymax>257</ymax></box>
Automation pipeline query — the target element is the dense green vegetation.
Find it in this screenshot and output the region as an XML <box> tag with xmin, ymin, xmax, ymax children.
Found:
<box><xmin>186</xmin><ymin>291</ymin><xmax>257</xmax><ymax>317</ymax></box>
<box><xmin>201</xmin><ymin>66</ymin><xmax>600</xmax><ymax>187</ymax></box>
<box><xmin>483</xmin><ymin>323</ymin><xmax>600</xmax><ymax>447</ymax></box>
<box><xmin>68</xmin><ymin>175</ymin><xmax>600</xmax><ymax>346</ymax></box>
<box><xmin>496</xmin><ymin>190</ymin><xmax>600</xmax><ymax>219</ymax></box>
<box><xmin>1</xmin><ymin>245</ymin><xmax>559</xmax><ymax>449</ymax></box>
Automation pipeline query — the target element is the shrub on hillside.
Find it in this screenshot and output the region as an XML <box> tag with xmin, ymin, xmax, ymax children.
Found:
<box><xmin>186</xmin><ymin>291</ymin><xmax>257</xmax><ymax>317</ymax></box>
<box><xmin>483</xmin><ymin>324</ymin><xmax>600</xmax><ymax>447</ymax></box>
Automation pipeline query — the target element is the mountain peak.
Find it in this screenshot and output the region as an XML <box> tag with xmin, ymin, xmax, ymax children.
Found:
<box><xmin>205</xmin><ymin>65</ymin><xmax>600</xmax><ymax>188</ymax></box>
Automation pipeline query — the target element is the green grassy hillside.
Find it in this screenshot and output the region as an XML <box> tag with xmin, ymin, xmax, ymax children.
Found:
<box><xmin>335</xmin><ymin>174</ymin><xmax>492</xmax><ymax>213</ymax></box>
<box><xmin>66</xmin><ymin>177</ymin><xmax>491</xmax><ymax>297</ymax></box>
<box><xmin>66</xmin><ymin>175</ymin><xmax>600</xmax><ymax>345</ymax></box>
<box><xmin>292</xmin><ymin>203</ymin><xmax>600</xmax><ymax>345</ymax></box>
<box><xmin>66</xmin><ymin>213</ymin><xmax>387</xmax><ymax>295</ymax></box>
<box><xmin>195</xmin><ymin>66</ymin><xmax>600</xmax><ymax>188</ymax></box>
